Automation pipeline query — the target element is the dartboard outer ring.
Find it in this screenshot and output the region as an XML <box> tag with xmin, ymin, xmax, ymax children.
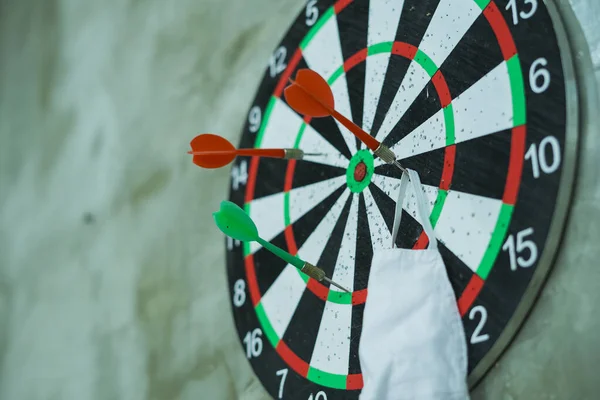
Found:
<box><xmin>466</xmin><ymin>0</ymin><xmax>580</xmax><ymax>387</ymax></box>
<box><xmin>225</xmin><ymin>0</ymin><xmax>580</xmax><ymax>397</ymax></box>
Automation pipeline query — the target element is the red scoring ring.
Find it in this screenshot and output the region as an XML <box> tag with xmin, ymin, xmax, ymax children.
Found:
<box><xmin>283</xmin><ymin>42</ymin><xmax>456</xmax><ymax>304</ymax></box>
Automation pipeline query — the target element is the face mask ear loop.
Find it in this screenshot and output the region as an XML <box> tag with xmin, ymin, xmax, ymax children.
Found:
<box><xmin>407</xmin><ymin>169</ymin><xmax>438</xmax><ymax>250</ymax></box>
<box><xmin>391</xmin><ymin>171</ymin><xmax>410</xmax><ymax>248</ymax></box>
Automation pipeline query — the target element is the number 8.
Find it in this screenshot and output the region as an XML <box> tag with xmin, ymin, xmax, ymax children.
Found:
<box><xmin>233</xmin><ymin>279</ymin><xmax>246</xmax><ymax>307</ymax></box>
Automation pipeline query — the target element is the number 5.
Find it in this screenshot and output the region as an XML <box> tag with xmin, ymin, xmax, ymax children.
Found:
<box><xmin>502</xmin><ymin>228</ymin><xmax>538</xmax><ymax>271</ymax></box>
<box><xmin>306</xmin><ymin>0</ymin><xmax>319</xmax><ymax>26</ymax></box>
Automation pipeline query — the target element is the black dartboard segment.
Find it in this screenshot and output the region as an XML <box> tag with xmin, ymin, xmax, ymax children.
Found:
<box><xmin>226</xmin><ymin>0</ymin><xmax>578</xmax><ymax>398</ymax></box>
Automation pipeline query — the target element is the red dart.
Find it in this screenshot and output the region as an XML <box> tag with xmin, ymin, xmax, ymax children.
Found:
<box><xmin>188</xmin><ymin>133</ymin><xmax>320</xmax><ymax>169</ymax></box>
<box><xmin>284</xmin><ymin>69</ymin><xmax>406</xmax><ymax>172</ymax></box>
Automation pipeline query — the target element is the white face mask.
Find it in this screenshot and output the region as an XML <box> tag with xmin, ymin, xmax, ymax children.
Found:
<box><xmin>358</xmin><ymin>169</ymin><xmax>470</xmax><ymax>400</ymax></box>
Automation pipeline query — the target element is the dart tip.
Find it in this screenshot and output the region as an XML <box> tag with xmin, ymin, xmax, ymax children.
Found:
<box><xmin>302</xmin><ymin>152</ymin><xmax>325</xmax><ymax>157</ymax></box>
<box><xmin>323</xmin><ymin>276</ymin><xmax>351</xmax><ymax>293</ymax></box>
<box><xmin>393</xmin><ymin>160</ymin><xmax>407</xmax><ymax>173</ymax></box>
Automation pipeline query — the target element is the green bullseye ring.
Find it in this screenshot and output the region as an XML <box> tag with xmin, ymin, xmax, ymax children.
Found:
<box><xmin>346</xmin><ymin>150</ymin><xmax>374</xmax><ymax>193</ymax></box>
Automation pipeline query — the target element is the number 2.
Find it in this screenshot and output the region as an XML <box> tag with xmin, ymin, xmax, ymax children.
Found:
<box><xmin>506</xmin><ymin>0</ymin><xmax>538</xmax><ymax>25</ymax></box>
<box><xmin>469</xmin><ymin>306</ymin><xmax>490</xmax><ymax>344</ymax></box>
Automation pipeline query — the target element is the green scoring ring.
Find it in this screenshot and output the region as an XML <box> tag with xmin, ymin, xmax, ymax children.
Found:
<box><xmin>346</xmin><ymin>150</ymin><xmax>374</xmax><ymax>193</ymax></box>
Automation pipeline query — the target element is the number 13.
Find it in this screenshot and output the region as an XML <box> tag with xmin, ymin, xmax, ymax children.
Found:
<box><xmin>506</xmin><ymin>0</ymin><xmax>538</xmax><ymax>25</ymax></box>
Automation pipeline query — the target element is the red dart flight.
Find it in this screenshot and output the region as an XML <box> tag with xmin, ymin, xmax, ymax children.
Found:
<box><xmin>284</xmin><ymin>69</ymin><xmax>406</xmax><ymax>172</ymax></box>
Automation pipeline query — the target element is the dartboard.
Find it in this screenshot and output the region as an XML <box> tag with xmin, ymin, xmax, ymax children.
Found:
<box><xmin>226</xmin><ymin>0</ymin><xmax>578</xmax><ymax>398</ymax></box>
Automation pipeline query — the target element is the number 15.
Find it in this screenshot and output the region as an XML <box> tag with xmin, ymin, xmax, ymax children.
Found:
<box><xmin>502</xmin><ymin>228</ymin><xmax>538</xmax><ymax>271</ymax></box>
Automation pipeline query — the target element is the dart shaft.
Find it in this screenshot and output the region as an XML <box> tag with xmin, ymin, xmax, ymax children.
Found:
<box><xmin>236</xmin><ymin>148</ymin><xmax>286</xmax><ymax>158</ymax></box>
<box><xmin>255</xmin><ymin>238</ymin><xmax>350</xmax><ymax>292</ymax></box>
<box><xmin>257</xmin><ymin>238</ymin><xmax>304</xmax><ymax>269</ymax></box>
<box><xmin>330</xmin><ymin>109</ymin><xmax>380</xmax><ymax>151</ymax></box>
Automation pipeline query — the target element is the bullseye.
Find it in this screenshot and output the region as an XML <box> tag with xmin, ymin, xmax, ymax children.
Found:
<box><xmin>354</xmin><ymin>162</ymin><xmax>367</xmax><ymax>182</ymax></box>
<box><xmin>346</xmin><ymin>150</ymin><xmax>374</xmax><ymax>194</ymax></box>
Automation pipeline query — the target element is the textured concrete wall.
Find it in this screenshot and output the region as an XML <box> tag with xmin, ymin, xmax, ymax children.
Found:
<box><xmin>0</xmin><ymin>0</ymin><xmax>598</xmax><ymax>399</ymax></box>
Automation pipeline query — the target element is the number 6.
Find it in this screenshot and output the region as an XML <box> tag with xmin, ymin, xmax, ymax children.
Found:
<box><xmin>529</xmin><ymin>58</ymin><xmax>551</xmax><ymax>94</ymax></box>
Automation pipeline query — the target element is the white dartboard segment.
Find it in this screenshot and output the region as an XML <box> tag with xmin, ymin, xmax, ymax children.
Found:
<box><xmin>310</xmin><ymin>301</ymin><xmax>353</xmax><ymax>375</ymax></box>
<box><xmin>434</xmin><ymin>191</ymin><xmax>503</xmax><ymax>273</ymax></box>
<box><xmin>260</xmin><ymin>264</ymin><xmax>307</xmax><ymax>339</ymax></box>
<box><xmin>330</xmin><ymin>194</ymin><xmax>359</xmax><ymax>292</ymax></box>
<box><xmin>248</xmin><ymin>194</ymin><xmax>286</xmax><ymax>254</ymax></box>
<box><xmin>367</xmin><ymin>0</ymin><xmax>405</xmax><ymax>46</ymax></box>
<box><xmin>260</xmin><ymin>98</ymin><xmax>303</xmax><ymax>149</ymax></box>
<box><xmin>296</xmin><ymin>190</ymin><xmax>351</xmax><ymax>266</ymax></box>
<box><xmin>453</xmin><ymin>61</ymin><xmax>514</xmax><ymax>143</ymax></box>
<box><xmin>363</xmin><ymin>188</ymin><xmax>393</xmax><ymax>251</ymax></box>
<box><xmin>418</xmin><ymin>0</ymin><xmax>482</xmax><ymax>68</ymax></box>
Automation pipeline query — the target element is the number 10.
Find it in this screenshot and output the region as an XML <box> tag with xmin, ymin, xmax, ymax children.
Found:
<box><xmin>525</xmin><ymin>136</ymin><xmax>561</xmax><ymax>179</ymax></box>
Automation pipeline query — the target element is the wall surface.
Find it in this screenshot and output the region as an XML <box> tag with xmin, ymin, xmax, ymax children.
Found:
<box><xmin>0</xmin><ymin>0</ymin><xmax>598</xmax><ymax>399</ymax></box>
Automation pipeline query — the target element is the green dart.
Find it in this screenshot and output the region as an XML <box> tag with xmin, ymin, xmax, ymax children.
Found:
<box><xmin>213</xmin><ymin>200</ymin><xmax>350</xmax><ymax>293</ymax></box>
